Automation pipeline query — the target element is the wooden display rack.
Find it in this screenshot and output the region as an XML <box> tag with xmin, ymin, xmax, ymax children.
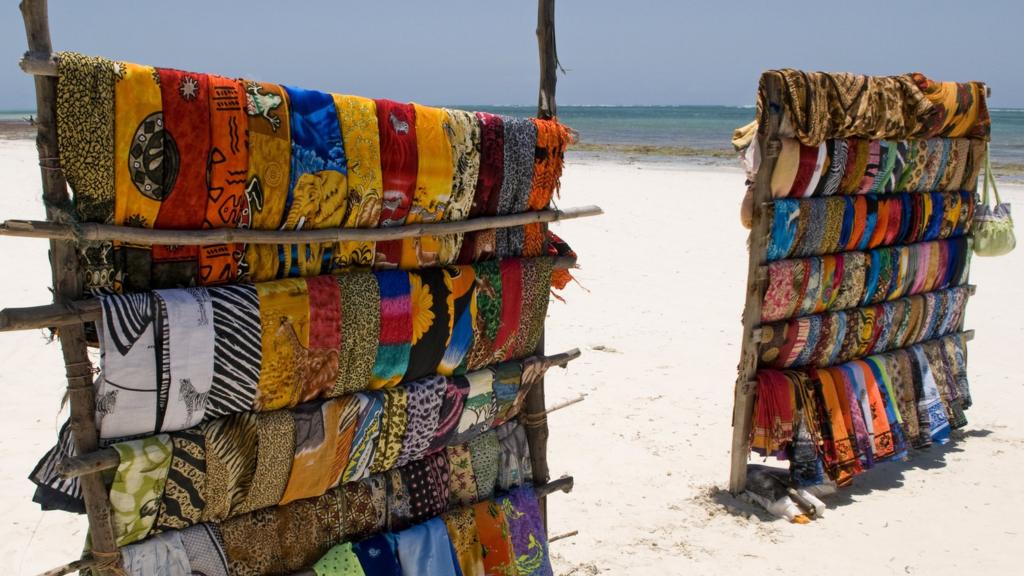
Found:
<box><xmin>728</xmin><ymin>73</ymin><xmax>983</xmax><ymax>495</ymax></box>
<box><xmin>6</xmin><ymin>1</ymin><xmax>599</xmax><ymax>573</ymax></box>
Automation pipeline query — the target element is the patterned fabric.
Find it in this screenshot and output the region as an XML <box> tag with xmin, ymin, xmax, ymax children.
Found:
<box><xmin>439</xmin><ymin>109</ymin><xmax>483</xmax><ymax>261</ymax></box>
<box><xmin>238</xmin><ymin>410</ymin><xmax>294</xmax><ymax>514</ymax></box>
<box><xmin>502</xmin><ymin>487</ymin><xmax>554</xmax><ymax>576</ymax></box>
<box><xmin>446</xmin><ymin>444</ymin><xmax>479</xmax><ymax>507</ymax></box>
<box><xmin>371</xmin><ymin>271</ymin><xmax>412</xmax><ymax>389</ymax></box>
<box><xmin>353</xmin><ymin>534</ymin><xmax>401</xmax><ymax>576</ymax></box>
<box><xmin>373</xmin><ymin>100</ymin><xmax>418</xmax><ymax>268</ymax></box>
<box><xmin>334</xmin><ymin>94</ymin><xmax>383</xmax><ymax>268</ymax></box>
<box><xmin>278</xmin><ymin>86</ymin><xmax>348</xmax><ymax>280</ymax></box>
<box><xmin>406</xmin><ymin>269</ymin><xmax>452</xmax><ymax>380</ymax></box>
<box><xmin>314</xmin><ymin>542</ymin><xmax>365</xmax><ymax>576</ymax></box>
<box><xmin>110</xmin><ymin>435</ymin><xmax>173</xmax><ymax>546</ymax></box>
<box><xmin>121</xmin><ymin>531</ymin><xmax>192</xmax><ymax>576</ymax></box>
<box><xmin>202</xmin><ymin>414</ymin><xmax>258</xmax><ymax>523</ymax></box>
<box><xmin>444</xmin><ymin>506</ymin><xmax>485</xmax><ymax>576</ymax></box>
<box><xmin>239</xmin><ymin>81</ymin><xmax>291</xmax><ymax>284</ymax></box>
<box><xmin>767</xmin><ymin>191</ymin><xmax>975</xmax><ymax>262</ymax></box>
<box><xmin>56</xmin><ymin>52</ymin><xmax>115</xmax><ymax>223</ymax></box>
<box><xmin>91</xmin><ymin>261</ymin><xmax>554</xmax><ymax>439</ymax></box>
<box><xmin>399</xmin><ymin>104</ymin><xmax>454</xmax><ymax>269</ymax></box>
<box><xmin>474</xmin><ymin>499</ymin><xmax>515</xmax><ymax>576</ymax></box>
<box><xmin>279</xmin><ymin>396</ymin><xmax>359</xmax><ymax>504</ymax></box>
<box><xmin>771</xmin><ymin>137</ymin><xmax>983</xmax><ymax>198</ymax></box>
<box><xmin>496</xmin><ymin>117</ymin><xmax>538</xmax><ymax>258</ymax></box>
<box><xmin>154</xmin><ymin>428</ymin><xmax>206</xmax><ymax>532</ymax></box>
<box><xmin>55</xmin><ymin>54</ymin><xmax>574</xmax><ymax>294</ymax></box>
<box><xmin>180</xmin><ymin>523</ymin><xmax>230</xmax><ymax>576</ymax></box>
<box><xmin>497</xmin><ymin>421</ymin><xmax>533</xmax><ymax>491</ymax></box>
<box><xmin>761</xmin><ymin>237</ymin><xmax>971</xmax><ymax>322</ymax></box>
<box><xmin>468</xmin><ymin>431</ymin><xmax>500</xmax><ymax>501</ymax></box>
<box><xmin>759</xmin><ymin>70</ymin><xmax>989</xmax><ymax>147</ymax></box>
<box><xmin>397</xmin><ymin>376</ymin><xmax>446</xmax><ymax>466</ymax></box>
<box><xmin>752</xmin><ymin>332</ymin><xmax>971</xmax><ymax>486</ymax></box>
<box><xmin>334</xmin><ymin>272</ymin><xmax>380</xmax><ymax>396</ymax></box>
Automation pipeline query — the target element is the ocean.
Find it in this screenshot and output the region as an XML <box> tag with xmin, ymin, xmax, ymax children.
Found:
<box><xmin>4</xmin><ymin>106</ymin><xmax>1024</xmax><ymax>169</ymax></box>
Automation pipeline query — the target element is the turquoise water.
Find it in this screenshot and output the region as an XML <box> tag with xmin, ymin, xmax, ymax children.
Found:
<box><xmin>5</xmin><ymin>105</ymin><xmax>1024</xmax><ymax>165</ymax></box>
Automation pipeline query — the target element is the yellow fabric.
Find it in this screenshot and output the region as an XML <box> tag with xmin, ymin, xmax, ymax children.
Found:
<box><xmin>113</xmin><ymin>62</ymin><xmax>163</xmax><ymax>233</ymax></box>
<box><xmin>243</xmin><ymin>81</ymin><xmax>292</xmax><ymax>282</ymax></box>
<box><xmin>438</xmin><ymin>109</ymin><xmax>482</xmax><ymax>263</ymax></box>
<box><xmin>401</xmin><ymin>104</ymin><xmax>454</xmax><ymax>268</ymax></box>
<box><xmin>280</xmin><ymin>169</ymin><xmax>349</xmax><ymax>278</ymax></box>
<box><xmin>256</xmin><ymin>279</ymin><xmax>310</xmax><ymax>411</ymax></box>
<box><xmin>334</xmin><ymin>94</ymin><xmax>384</xmax><ymax>268</ymax></box>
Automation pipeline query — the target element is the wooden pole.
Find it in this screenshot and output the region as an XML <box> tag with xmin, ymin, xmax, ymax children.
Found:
<box><xmin>0</xmin><ymin>256</ymin><xmax>580</xmax><ymax>332</ymax></box>
<box><xmin>0</xmin><ymin>205</ymin><xmax>603</xmax><ymax>244</ymax></box>
<box><xmin>728</xmin><ymin>73</ymin><xmax>783</xmax><ymax>494</ymax></box>
<box><xmin>536</xmin><ymin>0</ymin><xmax>559</xmax><ymax>119</ymax></box>
<box><xmin>528</xmin><ymin>0</ymin><xmax>560</xmax><ymax>535</ymax></box>
<box><xmin>18</xmin><ymin>0</ymin><xmax>120</xmax><ymax>573</ymax></box>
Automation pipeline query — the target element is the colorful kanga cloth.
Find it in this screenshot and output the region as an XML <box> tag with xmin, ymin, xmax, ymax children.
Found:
<box><xmin>759</xmin><ymin>285</ymin><xmax>970</xmax><ymax>369</ymax></box>
<box><xmin>444</xmin><ymin>506</ymin><xmax>485</xmax><ymax>576</ymax></box>
<box><xmin>91</xmin><ymin>260</ymin><xmax>555</xmax><ymax>440</ymax></box>
<box><xmin>474</xmin><ymin>498</ymin><xmax>516</xmax><ymax>576</ymax></box>
<box><xmin>502</xmin><ymin>487</ymin><xmax>554</xmax><ymax>576</ymax></box>
<box><xmin>770</xmin><ymin>137</ymin><xmax>982</xmax><ymax>198</ymax></box>
<box><xmin>759</xmin><ymin>69</ymin><xmax>989</xmax><ymax>147</ymax></box>
<box><xmin>55</xmin><ymin>53</ymin><xmax>575</xmax><ymax>293</ymax></box>
<box><xmin>767</xmin><ymin>192</ymin><xmax>974</xmax><ymax>262</ymax></box>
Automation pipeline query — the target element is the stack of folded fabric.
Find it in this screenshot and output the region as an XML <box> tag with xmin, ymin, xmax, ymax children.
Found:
<box><xmin>55</xmin><ymin>52</ymin><xmax>573</xmax><ymax>293</ymax></box>
<box><xmin>40</xmin><ymin>52</ymin><xmax>577</xmax><ymax>575</ymax></box>
<box><xmin>119</xmin><ymin>486</ymin><xmax>553</xmax><ymax>576</ymax></box>
<box><xmin>742</xmin><ymin>69</ymin><xmax>989</xmax><ymax>494</ymax></box>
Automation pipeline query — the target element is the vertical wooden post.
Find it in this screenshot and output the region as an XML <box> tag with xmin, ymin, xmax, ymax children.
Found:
<box><xmin>536</xmin><ymin>0</ymin><xmax>558</xmax><ymax>120</ymax></box>
<box><xmin>19</xmin><ymin>0</ymin><xmax>120</xmax><ymax>572</ymax></box>
<box><xmin>528</xmin><ymin>0</ymin><xmax>557</xmax><ymax>532</ymax></box>
<box><xmin>728</xmin><ymin>74</ymin><xmax>783</xmax><ymax>494</ymax></box>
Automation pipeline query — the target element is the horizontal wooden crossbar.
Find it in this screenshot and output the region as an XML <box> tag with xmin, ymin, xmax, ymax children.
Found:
<box><xmin>0</xmin><ymin>255</ymin><xmax>577</xmax><ymax>332</ymax></box>
<box><xmin>0</xmin><ymin>206</ymin><xmax>602</xmax><ymax>245</ymax></box>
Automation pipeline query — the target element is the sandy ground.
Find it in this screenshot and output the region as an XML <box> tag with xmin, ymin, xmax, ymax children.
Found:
<box><xmin>1</xmin><ymin>139</ymin><xmax>1022</xmax><ymax>575</ymax></box>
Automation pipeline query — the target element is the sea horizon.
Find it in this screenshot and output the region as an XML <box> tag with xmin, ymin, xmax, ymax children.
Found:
<box><xmin>4</xmin><ymin>105</ymin><xmax>1023</xmax><ymax>178</ymax></box>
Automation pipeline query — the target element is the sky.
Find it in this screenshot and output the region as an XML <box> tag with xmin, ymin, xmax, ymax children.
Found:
<box><xmin>3</xmin><ymin>0</ymin><xmax>1023</xmax><ymax>110</ymax></box>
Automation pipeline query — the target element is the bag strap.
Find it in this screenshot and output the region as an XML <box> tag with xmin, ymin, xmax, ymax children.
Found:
<box><xmin>984</xmin><ymin>148</ymin><xmax>1003</xmax><ymax>206</ymax></box>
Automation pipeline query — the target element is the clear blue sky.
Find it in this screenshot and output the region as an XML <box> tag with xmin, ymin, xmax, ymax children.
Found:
<box><xmin>3</xmin><ymin>0</ymin><xmax>1023</xmax><ymax>110</ymax></box>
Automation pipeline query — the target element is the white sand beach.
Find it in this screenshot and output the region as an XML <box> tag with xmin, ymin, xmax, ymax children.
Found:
<box><xmin>2</xmin><ymin>139</ymin><xmax>1022</xmax><ymax>575</ymax></box>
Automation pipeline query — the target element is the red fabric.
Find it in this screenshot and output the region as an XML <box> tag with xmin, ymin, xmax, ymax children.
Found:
<box><xmin>154</xmin><ymin>69</ymin><xmax>211</xmax><ymax>267</ymax></box>
<box><xmin>492</xmin><ymin>258</ymin><xmax>523</xmax><ymax>360</ymax></box>
<box><xmin>791</xmin><ymin>143</ymin><xmax>818</xmax><ymax>197</ymax></box>
<box><xmin>307</xmin><ymin>275</ymin><xmax>342</xmax><ymax>352</ymax></box>
<box><xmin>199</xmin><ymin>75</ymin><xmax>249</xmax><ymax>284</ymax></box>
<box><xmin>374</xmin><ymin>100</ymin><xmax>418</xmax><ymax>267</ymax></box>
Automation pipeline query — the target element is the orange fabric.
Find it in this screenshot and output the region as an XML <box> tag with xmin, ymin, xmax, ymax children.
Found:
<box><xmin>473</xmin><ymin>499</ymin><xmax>514</xmax><ymax>576</ymax></box>
<box><xmin>200</xmin><ymin>75</ymin><xmax>249</xmax><ymax>284</ymax></box>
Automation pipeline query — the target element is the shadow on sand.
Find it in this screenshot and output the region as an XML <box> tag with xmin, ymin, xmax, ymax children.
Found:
<box><xmin>709</xmin><ymin>428</ymin><xmax>991</xmax><ymax>521</ymax></box>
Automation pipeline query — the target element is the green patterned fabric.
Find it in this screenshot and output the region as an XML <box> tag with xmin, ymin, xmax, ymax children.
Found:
<box><xmin>110</xmin><ymin>435</ymin><xmax>173</xmax><ymax>545</ymax></box>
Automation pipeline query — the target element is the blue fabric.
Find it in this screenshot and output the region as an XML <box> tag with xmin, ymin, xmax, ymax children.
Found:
<box><xmin>353</xmin><ymin>534</ymin><xmax>402</xmax><ymax>576</ymax></box>
<box><xmin>395</xmin><ymin>518</ymin><xmax>463</xmax><ymax>576</ymax></box>
<box><xmin>768</xmin><ymin>200</ymin><xmax>800</xmax><ymax>262</ymax></box>
<box><xmin>862</xmin><ymin>249</ymin><xmax>882</xmax><ymax>305</ymax></box>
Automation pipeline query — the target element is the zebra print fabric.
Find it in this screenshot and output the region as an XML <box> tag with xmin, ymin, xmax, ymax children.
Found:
<box><xmin>207</xmin><ymin>285</ymin><xmax>261</xmax><ymax>418</ymax></box>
